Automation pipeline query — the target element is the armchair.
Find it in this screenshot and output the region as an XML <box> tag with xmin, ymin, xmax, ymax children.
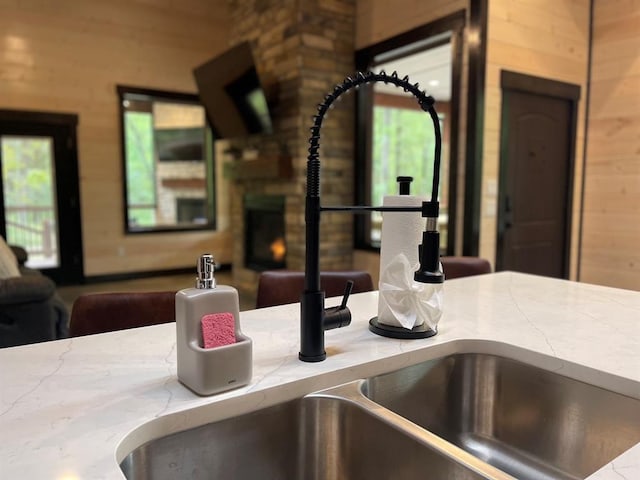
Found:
<box><xmin>0</xmin><ymin>246</ymin><xmax>69</xmax><ymax>348</ymax></box>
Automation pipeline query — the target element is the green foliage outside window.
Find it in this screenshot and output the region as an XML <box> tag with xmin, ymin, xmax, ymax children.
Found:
<box><xmin>124</xmin><ymin>111</ymin><xmax>156</xmax><ymax>227</ymax></box>
<box><xmin>370</xmin><ymin>106</ymin><xmax>446</xmax><ymax>247</ymax></box>
<box><xmin>1</xmin><ymin>137</ymin><xmax>54</xmax><ymax>207</ymax></box>
<box><xmin>371</xmin><ymin>106</ymin><xmax>438</xmax><ymax>204</ymax></box>
<box><xmin>1</xmin><ymin>136</ymin><xmax>57</xmax><ymax>252</ymax></box>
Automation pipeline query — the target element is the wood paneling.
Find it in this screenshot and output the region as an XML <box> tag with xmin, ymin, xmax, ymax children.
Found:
<box><xmin>582</xmin><ymin>0</ymin><xmax>640</xmax><ymax>291</ymax></box>
<box><xmin>0</xmin><ymin>0</ymin><xmax>231</xmax><ymax>276</ymax></box>
<box><xmin>356</xmin><ymin>0</ymin><xmax>466</xmax><ymax>49</ymax></box>
<box><xmin>481</xmin><ymin>0</ymin><xmax>590</xmax><ymax>278</ymax></box>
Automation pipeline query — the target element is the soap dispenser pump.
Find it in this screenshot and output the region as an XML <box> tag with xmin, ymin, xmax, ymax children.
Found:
<box><xmin>175</xmin><ymin>254</ymin><xmax>252</xmax><ymax>396</ymax></box>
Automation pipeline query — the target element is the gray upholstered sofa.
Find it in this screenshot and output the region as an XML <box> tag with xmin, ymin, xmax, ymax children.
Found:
<box><xmin>0</xmin><ymin>246</ymin><xmax>69</xmax><ymax>348</ymax></box>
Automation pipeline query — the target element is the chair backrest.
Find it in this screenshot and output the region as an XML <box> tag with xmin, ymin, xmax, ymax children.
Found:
<box><xmin>256</xmin><ymin>270</ymin><xmax>374</xmax><ymax>309</ymax></box>
<box><xmin>70</xmin><ymin>291</ymin><xmax>176</xmax><ymax>337</ymax></box>
<box><xmin>440</xmin><ymin>256</ymin><xmax>491</xmax><ymax>280</ymax></box>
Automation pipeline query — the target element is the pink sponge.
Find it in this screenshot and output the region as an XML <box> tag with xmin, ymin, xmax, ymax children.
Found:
<box><xmin>201</xmin><ymin>312</ymin><xmax>237</xmax><ymax>349</ymax></box>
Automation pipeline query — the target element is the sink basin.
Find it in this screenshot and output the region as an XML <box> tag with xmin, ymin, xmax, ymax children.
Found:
<box><xmin>363</xmin><ymin>352</ymin><xmax>640</xmax><ymax>480</ymax></box>
<box><xmin>120</xmin><ymin>395</ymin><xmax>495</xmax><ymax>480</ymax></box>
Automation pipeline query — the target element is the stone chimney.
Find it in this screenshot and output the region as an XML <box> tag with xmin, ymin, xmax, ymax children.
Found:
<box><xmin>225</xmin><ymin>0</ymin><xmax>356</xmax><ymax>294</ymax></box>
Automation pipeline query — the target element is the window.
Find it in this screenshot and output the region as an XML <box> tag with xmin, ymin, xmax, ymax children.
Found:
<box><xmin>118</xmin><ymin>86</ymin><xmax>215</xmax><ymax>233</ymax></box>
<box><xmin>356</xmin><ymin>18</ymin><xmax>464</xmax><ymax>255</ymax></box>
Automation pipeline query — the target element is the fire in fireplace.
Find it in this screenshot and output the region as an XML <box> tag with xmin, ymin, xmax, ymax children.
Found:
<box><xmin>244</xmin><ymin>194</ymin><xmax>286</xmax><ymax>270</ymax></box>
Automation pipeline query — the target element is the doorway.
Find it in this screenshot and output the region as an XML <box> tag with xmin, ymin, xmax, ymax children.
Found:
<box><xmin>0</xmin><ymin>110</ymin><xmax>84</xmax><ymax>284</ymax></box>
<box><xmin>496</xmin><ymin>72</ymin><xmax>580</xmax><ymax>279</ymax></box>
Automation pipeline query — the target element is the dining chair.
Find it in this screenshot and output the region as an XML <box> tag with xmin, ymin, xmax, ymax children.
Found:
<box><xmin>256</xmin><ymin>270</ymin><xmax>374</xmax><ymax>309</ymax></box>
<box><xmin>440</xmin><ymin>256</ymin><xmax>492</xmax><ymax>279</ymax></box>
<box><xmin>69</xmin><ymin>291</ymin><xmax>176</xmax><ymax>337</ymax></box>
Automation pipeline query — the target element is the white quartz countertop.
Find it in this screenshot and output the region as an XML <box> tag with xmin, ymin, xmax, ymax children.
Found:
<box><xmin>1</xmin><ymin>272</ymin><xmax>639</xmax><ymax>479</ymax></box>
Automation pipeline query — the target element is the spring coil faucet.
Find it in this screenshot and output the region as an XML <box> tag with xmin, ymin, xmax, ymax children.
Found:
<box><xmin>301</xmin><ymin>71</ymin><xmax>444</xmax><ymax>362</ymax></box>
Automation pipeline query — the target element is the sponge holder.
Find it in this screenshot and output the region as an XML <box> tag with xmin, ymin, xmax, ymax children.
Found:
<box><xmin>175</xmin><ymin>286</ymin><xmax>252</xmax><ymax>396</ymax></box>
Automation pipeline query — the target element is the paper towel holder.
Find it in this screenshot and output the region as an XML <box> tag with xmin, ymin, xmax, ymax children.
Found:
<box><xmin>301</xmin><ymin>71</ymin><xmax>444</xmax><ymax>362</ymax></box>
<box><xmin>369</xmin><ymin>176</ymin><xmax>439</xmax><ymax>339</ymax></box>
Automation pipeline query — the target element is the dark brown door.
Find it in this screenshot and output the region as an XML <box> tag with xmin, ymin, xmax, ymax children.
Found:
<box><xmin>497</xmin><ymin>86</ymin><xmax>575</xmax><ymax>278</ymax></box>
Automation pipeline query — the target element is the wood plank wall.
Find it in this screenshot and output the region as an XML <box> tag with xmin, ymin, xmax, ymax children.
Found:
<box><xmin>482</xmin><ymin>0</ymin><xmax>590</xmax><ymax>279</ymax></box>
<box><xmin>0</xmin><ymin>1</ymin><xmax>232</xmax><ymax>277</ymax></box>
<box><xmin>356</xmin><ymin>0</ymin><xmax>467</xmax><ymax>49</ymax></box>
<box><xmin>582</xmin><ymin>0</ymin><xmax>640</xmax><ymax>290</ymax></box>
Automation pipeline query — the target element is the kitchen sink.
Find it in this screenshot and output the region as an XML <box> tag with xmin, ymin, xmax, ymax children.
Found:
<box><xmin>120</xmin><ymin>346</ymin><xmax>640</xmax><ymax>480</ymax></box>
<box><xmin>120</xmin><ymin>394</ymin><xmax>502</xmax><ymax>480</ymax></box>
<box><xmin>363</xmin><ymin>352</ymin><xmax>640</xmax><ymax>480</ymax></box>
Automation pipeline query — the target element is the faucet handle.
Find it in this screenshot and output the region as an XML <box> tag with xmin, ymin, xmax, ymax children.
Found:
<box><xmin>340</xmin><ymin>280</ymin><xmax>354</xmax><ymax>309</ymax></box>
<box><xmin>323</xmin><ymin>280</ymin><xmax>354</xmax><ymax>331</ymax></box>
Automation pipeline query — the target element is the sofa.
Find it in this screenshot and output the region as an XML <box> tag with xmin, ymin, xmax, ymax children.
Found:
<box><xmin>0</xmin><ymin>245</ymin><xmax>69</xmax><ymax>348</ymax></box>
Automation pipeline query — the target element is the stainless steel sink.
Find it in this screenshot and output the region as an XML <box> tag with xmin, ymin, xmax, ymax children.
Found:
<box><xmin>120</xmin><ymin>394</ymin><xmax>499</xmax><ymax>480</ymax></box>
<box><xmin>363</xmin><ymin>353</ymin><xmax>640</xmax><ymax>480</ymax></box>
<box><xmin>120</xmin><ymin>349</ymin><xmax>640</xmax><ymax>480</ymax></box>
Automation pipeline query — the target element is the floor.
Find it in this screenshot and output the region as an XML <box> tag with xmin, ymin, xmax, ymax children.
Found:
<box><xmin>57</xmin><ymin>271</ymin><xmax>257</xmax><ymax>314</ymax></box>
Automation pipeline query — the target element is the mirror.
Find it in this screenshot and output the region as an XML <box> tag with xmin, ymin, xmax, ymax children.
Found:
<box><xmin>118</xmin><ymin>86</ymin><xmax>215</xmax><ymax>233</ymax></box>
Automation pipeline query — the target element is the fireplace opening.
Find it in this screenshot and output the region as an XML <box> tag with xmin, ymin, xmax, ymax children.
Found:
<box><xmin>244</xmin><ymin>194</ymin><xmax>286</xmax><ymax>270</ymax></box>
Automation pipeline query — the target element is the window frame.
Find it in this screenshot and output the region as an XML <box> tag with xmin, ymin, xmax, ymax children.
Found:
<box><xmin>117</xmin><ymin>85</ymin><xmax>216</xmax><ymax>235</ymax></box>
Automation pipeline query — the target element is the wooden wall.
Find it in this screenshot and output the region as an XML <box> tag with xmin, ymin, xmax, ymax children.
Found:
<box><xmin>582</xmin><ymin>0</ymin><xmax>640</xmax><ymax>290</ymax></box>
<box><xmin>356</xmin><ymin>0</ymin><xmax>467</xmax><ymax>49</ymax></box>
<box><xmin>482</xmin><ymin>0</ymin><xmax>591</xmax><ymax>279</ymax></box>
<box><xmin>0</xmin><ymin>0</ymin><xmax>232</xmax><ymax>277</ymax></box>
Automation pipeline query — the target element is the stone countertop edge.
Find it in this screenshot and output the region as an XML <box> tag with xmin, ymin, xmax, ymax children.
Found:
<box><xmin>0</xmin><ymin>272</ymin><xmax>638</xmax><ymax>480</ymax></box>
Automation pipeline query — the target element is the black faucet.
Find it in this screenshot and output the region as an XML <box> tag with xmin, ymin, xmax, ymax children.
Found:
<box><xmin>299</xmin><ymin>71</ymin><xmax>444</xmax><ymax>362</ymax></box>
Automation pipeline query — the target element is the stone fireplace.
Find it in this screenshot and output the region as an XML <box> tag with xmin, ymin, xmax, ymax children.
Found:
<box><xmin>226</xmin><ymin>0</ymin><xmax>356</xmax><ymax>295</ymax></box>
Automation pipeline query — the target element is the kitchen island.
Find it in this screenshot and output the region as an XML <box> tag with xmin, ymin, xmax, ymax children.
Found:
<box><xmin>1</xmin><ymin>272</ymin><xmax>639</xmax><ymax>479</ymax></box>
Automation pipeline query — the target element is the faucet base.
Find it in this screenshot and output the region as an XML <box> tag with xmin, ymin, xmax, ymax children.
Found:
<box><xmin>369</xmin><ymin>317</ymin><xmax>437</xmax><ymax>340</ymax></box>
<box><xmin>298</xmin><ymin>351</ymin><xmax>327</xmax><ymax>362</ymax></box>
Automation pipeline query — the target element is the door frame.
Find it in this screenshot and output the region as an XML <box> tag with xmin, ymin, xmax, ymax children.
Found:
<box><xmin>0</xmin><ymin>109</ymin><xmax>84</xmax><ymax>284</ymax></box>
<box><xmin>496</xmin><ymin>71</ymin><xmax>581</xmax><ymax>278</ymax></box>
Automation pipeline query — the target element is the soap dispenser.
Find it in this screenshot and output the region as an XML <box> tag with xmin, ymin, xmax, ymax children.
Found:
<box><xmin>176</xmin><ymin>254</ymin><xmax>252</xmax><ymax>396</ymax></box>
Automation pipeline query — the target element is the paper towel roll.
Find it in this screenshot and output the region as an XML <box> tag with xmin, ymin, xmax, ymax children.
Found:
<box><xmin>378</xmin><ymin>194</ymin><xmax>425</xmax><ymax>274</ymax></box>
<box><xmin>377</xmin><ymin>194</ymin><xmax>426</xmax><ymax>327</ymax></box>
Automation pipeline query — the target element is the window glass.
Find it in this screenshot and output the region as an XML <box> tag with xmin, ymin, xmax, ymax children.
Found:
<box><xmin>1</xmin><ymin>135</ymin><xmax>60</xmax><ymax>268</ymax></box>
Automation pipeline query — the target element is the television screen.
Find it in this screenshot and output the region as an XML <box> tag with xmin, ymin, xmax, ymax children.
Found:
<box><xmin>193</xmin><ymin>42</ymin><xmax>273</xmax><ymax>139</ymax></box>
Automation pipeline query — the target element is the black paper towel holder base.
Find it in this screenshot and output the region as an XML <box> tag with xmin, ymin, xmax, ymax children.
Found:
<box><xmin>369</xmin><ymin>317</ymin><xmax>437</xmax><ymax>339</ymax></box>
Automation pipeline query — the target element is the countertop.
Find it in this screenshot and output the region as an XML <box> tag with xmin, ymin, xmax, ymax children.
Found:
<box><xmin>1</xmin><ymin>272</ymin><xmax>639</xmax><ymax>479</ymax></box>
